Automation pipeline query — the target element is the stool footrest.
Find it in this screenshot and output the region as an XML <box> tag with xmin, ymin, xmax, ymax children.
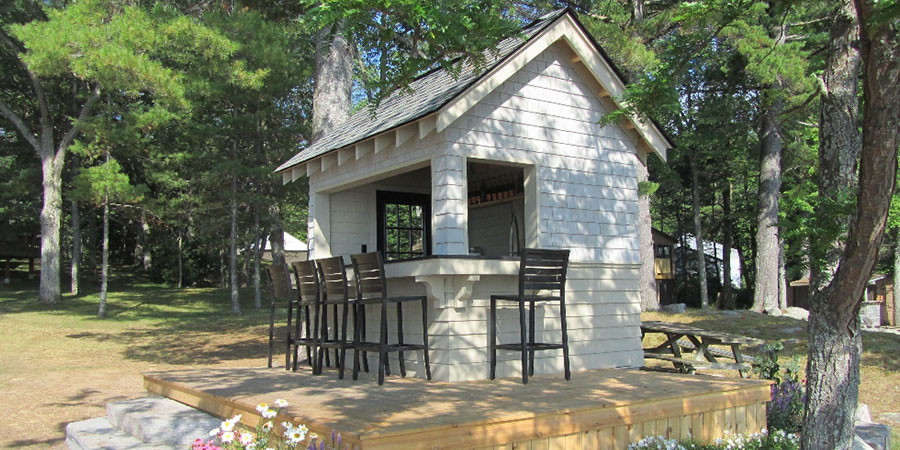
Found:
<box><xmin>495</xmin><ymin>342</ymin><xmax>565</xmax><ymax>351</ymax></box>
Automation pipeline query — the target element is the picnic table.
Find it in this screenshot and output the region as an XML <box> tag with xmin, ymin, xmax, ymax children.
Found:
<box><xmin>640</xmin><ymin>321</ymin><xmax>765</xmax><ymax>378</ymax></box>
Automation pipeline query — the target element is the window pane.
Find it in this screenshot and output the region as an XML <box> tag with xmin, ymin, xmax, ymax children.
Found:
<box><xmin>399</xmin><ymin>205</ymin><xmax>410</xmax><ymax>227</ymax></box>
<box><xmin>399</xmin><ymin>228</ymin><xmax>410</xmax><ymax>252</ymax></box>
<box><xmin>411</xmin><ymin>206</ymin><xmax>423</xmax><ymax>227</ymax></box>
<box><xmin>411</xmin><ymin>230</ymin><xmax>423</xmax><ymax>253</ymax></box>
<box><xmin>388</xmin><ymin>228</ymin><xmax>399</xmax><ymax>252</ymax></box>
<box><xmin>387</xmin><ymin>204</ymin><xmax>398</xmax><ymax>227</ymax></box>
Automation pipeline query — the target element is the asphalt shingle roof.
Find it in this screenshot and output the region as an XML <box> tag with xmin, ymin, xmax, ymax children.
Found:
<box><xmin>276</xmin><ymin>9</ymin><xmax>567</xmax><ymax>173</ymax></box>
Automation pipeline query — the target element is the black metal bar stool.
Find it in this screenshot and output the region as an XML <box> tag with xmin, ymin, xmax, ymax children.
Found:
<box><xmin>350</xmin><ymin>252</ymin><xmax>431</xmax><ymax>385</ymax></box>
<box><xmin>490</xmin><ymin>248</ymin><xmax>571</xmax><ymax>384</ymax></box>
<box><xmin>315</xmin><ymin>256</ymin><xmax>361</xmax><ymax>379</ymax></box>
<box><xmin>289</xmin><ymin>260</ymin><xmax>322</xmax><ymax>373</ymax></box>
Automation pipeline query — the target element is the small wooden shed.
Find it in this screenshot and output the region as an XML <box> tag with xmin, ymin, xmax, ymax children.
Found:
<box><xmin>276</xmin><ymin>9</ymin><xmax>672</xmax><ymax>382</ymax></box>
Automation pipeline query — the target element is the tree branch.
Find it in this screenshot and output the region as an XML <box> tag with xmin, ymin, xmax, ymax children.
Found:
<box><xmin>780</xmin><ymin>83</ymin><xmax>821</xmax><ymax>116</ymax></box>
<box><xmin>59</xmin><ymin>84</ymin><xmax>101</xmax><ymax>153</ymax></box>
<box><xmin>0</xmin><ymin>97</ymin><xmax>40</xmax><ymax>150</ymax></box>
<box><xmin>370</xmin><ymin>20</ymin><xmax>427</xmax><ymax>59</ymax></box>
<box><xmin>1</xmin><ymin>27</ymin><xmax>53</xmax><ymax>154</ymax></box>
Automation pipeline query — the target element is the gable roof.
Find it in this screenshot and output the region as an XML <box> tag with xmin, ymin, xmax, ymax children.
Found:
<box><xmin>276</xmin><ymin>9</ymin><xmax>672</xmax><ymax>177</ymax></box>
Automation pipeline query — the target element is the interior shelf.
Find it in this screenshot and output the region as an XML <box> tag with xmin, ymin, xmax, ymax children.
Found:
<box><xmin>468</xmin><ymin>193</ymin><xmax>524</xmax><ymax>210</ymax></box>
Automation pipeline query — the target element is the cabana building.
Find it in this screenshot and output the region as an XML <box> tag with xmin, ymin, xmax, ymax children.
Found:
<box><xmin>276</xmin><ymin>9</ymin><xmax>672</xmax><ymax>382</ymax></box>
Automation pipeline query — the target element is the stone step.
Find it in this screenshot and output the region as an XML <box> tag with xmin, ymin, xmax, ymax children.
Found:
<box><xmin>65</xmin><ymin>417</ymin><xmax>176</xmax><ymax>450</ymax></box>
<box><xmin>66</xmin><ymin>397</ymin><xmax>222</xmax><ymax>450</ymax></box>
<box><xmin>107</xmin><ymin>397</ymin><xmax>221</xmax><ymax>446</ymax></box>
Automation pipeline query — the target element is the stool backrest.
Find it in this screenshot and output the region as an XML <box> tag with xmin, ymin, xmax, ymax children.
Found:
<box><xmin>350</xmin><ymin>252</ymin><xmax>387</xmax><ymax>300</ymax></box>
<box><xmin>291</xmin><ymin>259</ymin><xmax>320</xmax><ymax>303</ymax></box>
<box><xmin>264</xmin><ymin>263</ymin><xmax>292</xmax><ymax>301</ymax></box>
<box><xmin>519</xmin><ymin>248</ymin><xmax>570</xmax><ymax>298</ymax></box>
<box><xmin>317</xmin><ymin>256</ymin><xmax>349</xmax><ymax>302</ymax></box>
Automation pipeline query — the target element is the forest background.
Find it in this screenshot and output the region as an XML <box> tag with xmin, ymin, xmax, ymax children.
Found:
<box><xmin>1</xmin><ymin>0</ymin><xmax>898</xmax><ymax>449</ymax></box>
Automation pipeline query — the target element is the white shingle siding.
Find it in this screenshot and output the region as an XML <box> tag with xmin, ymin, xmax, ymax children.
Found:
<box><xmin>450</xmin><ymin>44</ymin><xmax>641</xmax><ymax>265</ymax></box>
<box><xmin>431</xmin><ymin>154</ymin><xmax>467</xmax><ymax>255</ymax></box>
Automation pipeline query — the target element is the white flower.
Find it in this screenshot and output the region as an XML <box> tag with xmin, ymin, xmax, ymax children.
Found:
<box><xmin>231</xmin><ymin>414</ymin><xmax>243</xmax><ymax>422</ymax></box>
<box><xmin>297</xmin><ymin>425</ymin><xmax>309</xmax><ymax>435</ymax></box>
<box><xmin>274</xmin><ymin>398</ymin><xmax>288</xmax><ymax>408</ymax></box>
<box><xmin>262</xmin><ymin>409</ymin><xmax>277</xmax><ymax>419</ymax></box>
<box><xmin>256</xmin><ymin>403</ymin><xmax>269</xmax><ymax>413</ymax></box>
<box><xmin>262</xmin><ymin>421</ymin><xmax>273</xmax><ymax>432</ymax></box>
<box><xmin>208</xmin><ymin>427</ymin><xmax>220</xmax><ymax>437</ymax></box>
<box><xmin>221</xmin><ymin>419</ymin><xmax>236</xmax><ymax>432</ymax></box>
<box><xmin>246</xmin><ymin>444</ymin><xmax>256</xmax><ymax>450</ymax></box>
<box><xmin>288</xmin><ymin>429</ymin><xmax>305</xmax><ymax>444</ymax></box>
<box><xmin>221</xmin><ymin>431</ymin><xmax>235</xmax><ymax>443</ymax></box>
<box><xmin>239</xmin><ymin>431</ymin><xmax>254</xmax><ymax>446</ymax></box>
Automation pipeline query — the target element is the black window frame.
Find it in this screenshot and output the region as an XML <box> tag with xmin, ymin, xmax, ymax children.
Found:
<box><xmin>655</xmin><ymin>244</ymin><xmax>671</xmax><ymax>259</ymax></box>
<box><xmin>376</xmin><ymin>190</ymin><xmax>432</xmax><ymax>261</ymax></box>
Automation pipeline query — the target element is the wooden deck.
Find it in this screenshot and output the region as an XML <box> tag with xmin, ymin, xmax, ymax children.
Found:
<box><xmin>144</xmin><ymin>367</ymin><xmax>772</xmax><ymax>449</ymax></box>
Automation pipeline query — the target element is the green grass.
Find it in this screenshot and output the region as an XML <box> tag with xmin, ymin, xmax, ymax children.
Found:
<box><xmin>642</xmin><ymin>309</ymin><xmax>900</xmax><ymax>450</ymax></box>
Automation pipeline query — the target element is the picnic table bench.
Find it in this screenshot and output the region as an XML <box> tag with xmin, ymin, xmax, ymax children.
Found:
<box><xmin>640</xmin><ymin>321</ymin><xmax>765</xmax><ymax>378</ymax></box>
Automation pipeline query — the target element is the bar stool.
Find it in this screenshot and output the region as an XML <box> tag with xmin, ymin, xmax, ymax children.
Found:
<box><xmin>290</xmin><ymin>260</ymin><xmax>322</xmax><ymax>373</ymax></box>
<box><xmin>315</xmin><ymin>256</ymin><xmax>360</xmax><ymax>379</ymax></box>
<box><xmin>490</xmin><ymin>248</ymin><xmax>571</xmax><ymax>384</ymax></box>
<box><xmin>264</xmin><ymin>263</ymin><xmax>293</xmax><ymax>369</ymax></box>
<box><xmin>350</xmin><ymin>252</ymin><xmax>431</xmax><ymax>385</ymax></box>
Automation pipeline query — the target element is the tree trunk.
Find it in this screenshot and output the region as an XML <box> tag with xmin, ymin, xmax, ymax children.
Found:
<box><xmin>253</xmin><ymin>204</ymin><xmax>262</xmax><ymax>309</ymax></box>
<box><xmin>98</xmin><ymin>191</ymin><xmax>109</xmax><ymax>318</ymax></box>
<box><xmin>139</xmin><ymin>213</ymin><xmax>151</xmax><ymax>271</ymax></box>
<box><xmin>268</xmin><ymin>220</ymin><xmax>287</xmax><ymax>268</ymax></box>
<box><xmin>810</xmin><ymin>0</ymin><xmax>861</xmax><ymax>293</ymax></box>
<box><xmin>71</xmin><ymin>199</ymin><xmax>81</xmax><ymax>296</ymax></box>
<box><xmin>177</xmin><ymin>230</ymin><xmax>184</xmax><ymax>289</ymax></box>
<box><xmin>802</xmin><ymin>0</ymin><xmax>899</xmax><ymax>447</ymax></box>
<box><xmin>637</xmin><ymin>160</ymin><xmax>658</xmax><ymax>311</ymax></box>
<box><xmin>677</xmin><ymin>206</ymin><xmax>688</xmax><ymax>296</ymax></box>
<box><xmin>751</xmin><ymin>92</ymin><xmax>783</xmax><ymax>314</ymax></box>
<box><xmin>804</xmin><ymin>300</ymin><xmax>862</xmax><ymax>450</ymax></box>
<box><xmin>38</xmin><ymin>151</ymin><xmax>64</xmax><ymax>303</ymax></box>
<box><xmin>778</xmin><ymin>235</ymin><xmax>788</xmax><ymax>310</ymax></box>
<box><xmin>229</xmin><ymin>159</ymin><xmax>241</xmax><ymax>316</ymax></box>
<box><xmin>312</xmin><ymin>23</ymin><xmax>352</xmax><ymax>142</ymax></box>
<box><xmin>219</xmin><ymin>247</ymin><xmax>226</xmax><ymax>289</ymax></box>
<box><xmin>894</xmin><ymin>235</ymin><xmax>900</xmax><ymax>326</ymax></box>
<box><xmin>722</xmin><ymin>184</ymin><xmax>734</xmax><ymax>308</ymax></box>
<box><xmin>738</xmin><ymin>247</ymin><xmax>750</xmax><ymax>290</ymax></box>
<box><xmin>691</xmin><ymin>150</ymin><xmax>709</xmax><ymax>309</ymax></box>
<box><xmin>632</xmin><ymin>0</ymin><xmax>645</xmax><ymax>23</ymax></box>
<box><xmin>87</xmin><ymin>209</ymin><xmax>97</xmax><ymax>280</ymax></box>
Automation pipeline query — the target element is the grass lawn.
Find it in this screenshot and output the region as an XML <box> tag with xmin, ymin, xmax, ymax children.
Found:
<box><xmin>0</xmin><ymin>275</ymin><xmax>276</xmax><ymax>449</ymax></box>
<box><xmin>2</xmin><ymin>276</ymin><xmax>898</xmax><ymax>449</ymax></box>
<box><xmin>642</xmin><ymin>309</ymin><xmax>900</xmax><ymax>449</ymax></box>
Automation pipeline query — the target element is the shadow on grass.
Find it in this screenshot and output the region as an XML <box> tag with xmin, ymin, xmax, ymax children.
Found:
<box><xmin>7</xmin><ymin>423</ymin><xmax>66</xmax><ymax>448</ymax></box>
<box><xmin>0</xmin><ymin>274</ymin><xmax>281</xmax><ymax>366</ymax></box>
<box><xmin>653</xmin><ymin>309</ymin><xmax>900</xmax><ymax>373</ymax></box>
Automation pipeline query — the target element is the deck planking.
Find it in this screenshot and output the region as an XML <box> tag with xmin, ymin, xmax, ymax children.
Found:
<box><xmin>144</xmin><ymin>366</ymin><xmax>771</xmax><ymax>449</ymax></box>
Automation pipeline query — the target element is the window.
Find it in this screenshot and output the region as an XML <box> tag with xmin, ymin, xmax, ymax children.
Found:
<box><xmin>377</xmin><ymin>191</ymin><xmax>431</xmax><ymax>261</ymax></box>
<box><xmin>655</xmin><ymin>244</ymin><xmax>671</xmax><ymax>258</ymax></box>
